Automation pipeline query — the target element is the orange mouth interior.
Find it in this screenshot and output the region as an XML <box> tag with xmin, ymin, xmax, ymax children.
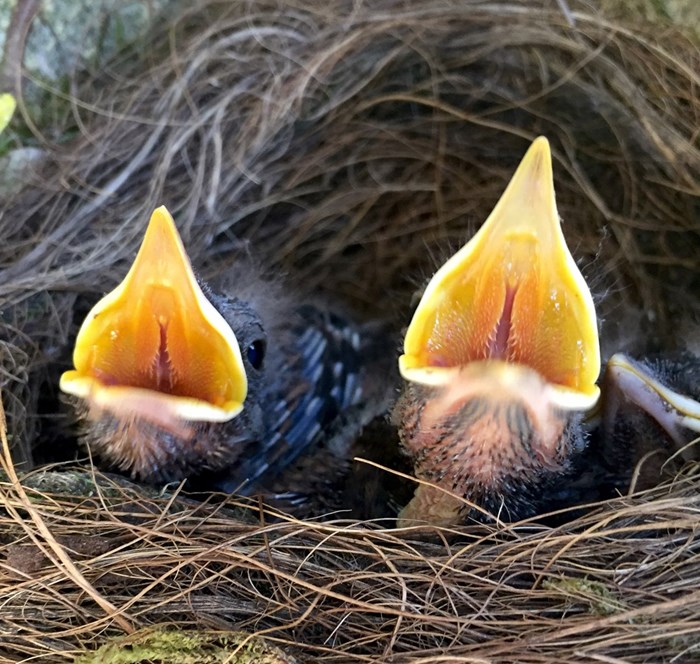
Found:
<box><xmin>60</xmin><ymin>206</ymin><xmax>247</xmax><ymax>422</ymax></box>
<box><xmin>400</xmin><ymin>137</ymin><xmax>600</xmax><ymax>405</ymax></box>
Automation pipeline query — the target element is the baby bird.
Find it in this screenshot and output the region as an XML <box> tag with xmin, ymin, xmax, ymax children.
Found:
<box><xmin>393</xmin><ymin>137</ymin><xmax>602</xmax><ymax>525</ymax></box>
<box><xmin>394</xmin><ymin>138</ymin><xmax>700</xmax><ymax>526</ymax></box>
<box><xmin>600</xmin><ymin>352</ymin><xmax>700</xmax><ymax>490</ymax></box>
<box><xmin>60</xmin><ymin>206</ymin><xmax>394</xmax><ymax>507</ymax></box>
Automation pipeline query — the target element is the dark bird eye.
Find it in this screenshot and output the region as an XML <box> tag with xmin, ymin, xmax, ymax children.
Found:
<box><xmin>246</xmin><ymin>339</ymin><xmax>266</xmax><ymax>370</ymax></box>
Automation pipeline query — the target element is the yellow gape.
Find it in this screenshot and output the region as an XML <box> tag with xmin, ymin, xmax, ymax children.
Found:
<box><xmin>60</xmin><ymin>206</ymin><xmax>248</xmax><ymax>424</ymax></box>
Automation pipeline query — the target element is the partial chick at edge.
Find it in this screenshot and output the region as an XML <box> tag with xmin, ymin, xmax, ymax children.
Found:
<box><xmin>598</xmin><ymin>351</ymin><xmax>700</xmax><ymax>491</ymax></box>
<box><xmin>393</xmin><ymin>136</ymin><xmax>602</xmax><ymax>526</ymax></box>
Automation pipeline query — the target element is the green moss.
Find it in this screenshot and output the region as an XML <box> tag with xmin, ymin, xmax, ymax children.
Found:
<box><xmin>75</xmin><ymin>627</ymin><xmax>297</xmax><ymax>664</ymax></box>
<box><xmin>0</xmin><ymin>468</ymin><xmax>147</xmax><ymax>500</ymax></box>
<box><xmin>0</xmin><ymin>467</ymin><xmax>259</xmax><ymax>528</ymax></box>
<box><xmin>543</xmin><ymin>576</ymin><xmax>625</xmax><ymax>617</ymax></box>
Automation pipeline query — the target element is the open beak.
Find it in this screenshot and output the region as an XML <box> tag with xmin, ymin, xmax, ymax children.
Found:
<box><xmin>604</xmin><ymin>353</ymin><xmax>700</xmax><ymax>452</ymax></box>
<box><xmin>60</xmin><ymin>205</ymin><xmax>247</xmax><ymax>425</ymax></box>
<box><xmin>399</xmin><ymin>136</ymin><xmax>600</xmax><ymax>411</ymax></box>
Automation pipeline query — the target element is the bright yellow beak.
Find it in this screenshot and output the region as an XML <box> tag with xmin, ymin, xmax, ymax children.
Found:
<box><xmin>399</xmin><ymin>137</ymin><xmax>600</xmax><ymax>411</ymax></box>
<box><xmin>60</xmin><ymin>206</ymin><xmax>247</xmax><ymax>422</ymax></box>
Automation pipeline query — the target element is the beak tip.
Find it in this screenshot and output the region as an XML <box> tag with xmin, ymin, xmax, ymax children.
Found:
<box><xmin>531</xmin><ymin>135</ymin><xmax>550</xmax><ymax>151</ymax></box>
<box><xmin>519</xmin><ymin>135</ymin><xmax>553</xmax><ymax>185</ymax></box>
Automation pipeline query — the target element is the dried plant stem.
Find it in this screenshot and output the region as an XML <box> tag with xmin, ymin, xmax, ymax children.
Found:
<box><xmin>0</xmin><ymin>391</ymin><xmax>135</xmax><ymax>635</ymax></box>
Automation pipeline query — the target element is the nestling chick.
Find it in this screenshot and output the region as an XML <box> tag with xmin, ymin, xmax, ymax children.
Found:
<box><xmin>394</xmin><ymin>138</ymin><xmax>700</xmax><ymax>526</ymax></box>
<box><xmin>60</xmin><ymin>206</ymin><xmax>394</xmax><ymax>506</ymax></box>
<box><xmin>599</xmin><ymin>352</ymin><xmax>700</xmax><ymax>490</ymax></box>
<box><xmin>393</xmin><ymin>137</ymin><xmax>601</xmax><ymax>525</ymax></box>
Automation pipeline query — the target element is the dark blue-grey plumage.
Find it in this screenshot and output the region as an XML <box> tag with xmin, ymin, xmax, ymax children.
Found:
<box><xmin>213</xmin><ymin>302</ymin><xmax>394</xmax><ymax>508</ymax></box>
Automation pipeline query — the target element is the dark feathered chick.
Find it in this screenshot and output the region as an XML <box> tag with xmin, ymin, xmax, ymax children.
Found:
<box><xmin>393</xmin><ymin>137</ymin><xmax>602</xmax><ymax>525</ymax></box>
<box><xmin>60</xmin><ymin>206</ymin><xmax>394</xmax><ymax>507</ymax></box>
<box><xmin>599</xmin><ymin>352</ymin><xmax>700</xmax><ymax>490</ymax></box>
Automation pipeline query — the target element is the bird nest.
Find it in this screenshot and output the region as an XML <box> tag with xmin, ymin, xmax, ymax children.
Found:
<box><xmin>2</xmin><ymin>411</ymin><xmax>700</xmax><ymax>662</ymax></box>
<box><xmin>0</xmin><ymin>0</ymin><xmax>698</xmax><ymax>661</ymax></box>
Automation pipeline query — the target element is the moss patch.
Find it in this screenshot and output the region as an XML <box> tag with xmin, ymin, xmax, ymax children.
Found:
<box><xmin>543</xmin><ymin>576</ymin><xmax>626</xmax><ymax>617</ymax></box>
<box><xmin>75</xmin><ymin>627</ymin><xmax>298</xmax><ymax>664</ymax></box>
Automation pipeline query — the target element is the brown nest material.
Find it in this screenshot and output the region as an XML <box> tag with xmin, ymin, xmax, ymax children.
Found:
<box><xmin>1</xmin><ymin>413</ymin><xmax>700</xmax><ymax>662</ymax></box>
<box><xmin>0</xmin><ymin>0</ymin><xmax>698</xmax><ymax>660</ymax></box>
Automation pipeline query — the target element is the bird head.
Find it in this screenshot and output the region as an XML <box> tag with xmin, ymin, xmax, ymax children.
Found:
<box><xmin>396</xmin><ymin>137</ymin><xmax>601</xmax><ymax>523</ymax></box>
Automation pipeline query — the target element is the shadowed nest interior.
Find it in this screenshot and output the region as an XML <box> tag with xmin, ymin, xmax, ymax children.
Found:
<box><xmin>0</xmin><ymin>0</ymin><xmax>698</xmax><ymax>661</ymax></box>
